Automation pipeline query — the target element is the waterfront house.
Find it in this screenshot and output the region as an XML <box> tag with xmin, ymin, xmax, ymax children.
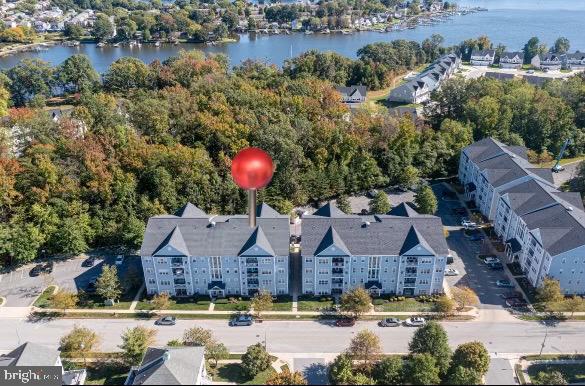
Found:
<box><xmin>301</xmin><ymin>202</ymin><xmax>449</xmax><ymax>297</ymax></box>
<box><xmin>125</xmin><ymin>346</ymin><xmax>210</xmax><ymax>385</ymax></box>
<box><xmin>564</xmin><ymin>52</ymin><xmax>585</xmax><ymax>70</ymax></box>
<box><xmin>532</xmin><ymin>54</ymin><xmax>563</xmax><ymax>71</ymax></box>
<box><xmin>0</xmin><ymin>342</ymin><xmax>87</xmax><ymax>385</ymax></box>
<box><xmin>459</xmin><ymin>138</ymin><xmax>585</xmax><ymax>295</ymax></box>
<box><xmin>498</xmin><ymin>51</ymin><xmax>525</xmax><ymax>69</ymax></box>
<box><xmin>470</xmin><ymin>49</ymin><xmax>496</xmax><ymax>66</ymax></box>
<box><xmin>335</xmin><ymin>85</ymin><xmax>367</xmax><ymax>103</ymax></box>
<box><xmin>140</xmin><ymin>203</ymin><xmax>290</xmax><ymax>298</ymax></box>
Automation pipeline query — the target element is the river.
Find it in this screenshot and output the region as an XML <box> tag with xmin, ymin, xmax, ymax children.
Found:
<box><xmin>1</xmin><ymin>0</ymin><xmax>584</xmax><ymax>72</ymax></box>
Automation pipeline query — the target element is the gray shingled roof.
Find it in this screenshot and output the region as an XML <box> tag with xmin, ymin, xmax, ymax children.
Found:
<box><xmin>500</xmin><ymin>51</ymin><xmax>525</xmax><ymax>61</ymax></box>
<box><xmin>335</xmin><ymin>85</ymin><xmax>367</xmax><ymax>98</ymax></box>
<box><xmin>313</xmin><ymin>201</ymin><xmax>348</xmax><ymax>217</ymax></box>
<box><xmin>471</xmin><ymin>49</ymin><xmax>496</xmax><ymax>57</ymax></box>
<box><xmin>174</xmin><ymin>203</ymin><xmax>207</xmax><ymax>218</ymax></box>
<box><xmin>126</xmin><ymin>346</ymin><xmax>205</xmax><ymax>385</ymax></box>
<box><xmin>302</xmin><ymin>203</ymin><xmax>448</xmax><ymax>257</ymax></box>
<box><xmin>314</xmin><ymin>226</ymin><xmax>351</xmax><ymax>256</ymax></box>
<box><xmin>153</xmin><ymin>226</ymin><xmax>190</xmax><ymax>256</ymax></box>
<box><xmin>0</xmin><ymin>342</ymin><xmax>60</xmax><ymax>367</ymax></box>
<box><xmin>256</xmin><ymin>203</ymin><xmax>284</xmax><ymax>218</ymax></box>
<box><xmin>238</xmin><ymin>226</ymin><xmax>276</xmax><ymax>257</ymax></box>
<box><xmin>387</xmin><ymin>202</ymin><xmax>420</xmax><ymax>217</ymax></box>
<box><xmin>141</xmin><ymin>203</ymin><xmax>289</xmax><ymax>257</ymax></box>
<box><xmin>400</xmin><ymin>225</ymin><xmax>436</xmax><ymax>256</ymax></box>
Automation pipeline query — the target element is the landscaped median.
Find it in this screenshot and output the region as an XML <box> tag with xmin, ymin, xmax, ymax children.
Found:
<box><xmin>516</xmin><ymin>354</ymin><xmax>585</xmax><ymax>385</ymax></box>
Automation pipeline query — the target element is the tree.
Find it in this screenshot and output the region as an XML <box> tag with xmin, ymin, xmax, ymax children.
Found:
<box><xmin>450</xmin><ymin>341</ymin><xmax>490</xmax><ymax>377</ymax></box>
<box><xmin>92</xmin><ymin>14</ymin><xmax>114</xmax><ymax>41</ymax></box>
<box><xmin>119</xmin><ymin>326</ymin><xmax>157</xmax><ymax>365</ymax></box>
<box><xmin>103</xmin><ymin>57</ymin><xmax>152</xmax><ymax>92</ymax></box>
<box><xmin>347</xmin><ymin>329</ymin><xmax>382</xmax><ymax>367</ymax></box>
<box><xmin>64</xmin><ymin>23</ymin><xmax>85</xmax><ymax>40</ymax></box>
<box><xmin>408</xmin><ymin>321</ymin><xmax>452</xmax><ymax>376</ymax></box>
<box><xmin>348</xmin><ymin>373</ymin><xmax>376</xmax><ymax>385</ymax></box>
<box><xmin>250</xmin><ymin>289</ymin><xmax>273</xmax><ymax>318</ymax></box>
<box><xmin>151</xmin><ymin>293</ymin><xmax>171</xmax><ymax>311</ymax></box>
<box><xmin>329</xmin><ymin>353</ymin><xmax>353</xmax><ymax>384</ymax></box>
<box><xmin>414</xmin><ymin>185</ymin><xmax>438</xmax><ymax>214</ymax></box>
<box><xmin>241</xmin><ymin>343</ymin><xmax>271</xmax><ymax>379</ymax></box>
<box><xmin>553</xmin><ymin>37</ymin><xmax>570</xmax><ymax>54</ymax></box>
<box><xmin>536</xmin><ymin>278</ymin><xmax>564</xmax><ymax>310</ymax></box>
<box><xmin>398</xmin><ymin>165</ymin><xmax>420</xmax><ymax>188</ymax></box>
<box><xmin>206</xmin><ymin>341</ymin><xmax>229</xmax><ymax>367</ymax></box>
<box><xmin>563</xmin><ymin>296</ymin><xmax>585</xmax><ymax>317</ymax></box>
<box><xmin>336</xmin><ymin>195</ymin><xmax>352</xmax><ymax>214</ymax></box>
<box><xmin>6</xmin><ymin>58</ymin><xmax>54</xmax><ymax>106</ymax></box>
<box><xmin>59</xmin><ymin>325</ymin><xmax>100</xmax><ymax>364</ymax></box>
<box><xmin>524</xmin><ymin>37</ymin><xmax>547</xmax><ymax>63</ymax></box>
<box><xmin>372</xmin><ymin>356</ymin><xmax>403</xmax><ymax>384</ymax></box>
<box><xmin>266</xmin><ymin>369</ymin><xmax>308</xmax><ymax>385</ymax></box>
<box><xmin>183</xmin><ymin>326</ymin><xmax>214</xmax><ymax>347</ymax></box>
<box><xmin>435</xmin><ymin>296</ymin><xmax>456</xmax><ymax>315</ymax></box>
<box><xmin>451</xmin><ymin>286</ymin><xmax>479</xmax><ymax>310</ymax></box>
<box><xmin>96</xmin><ymin>265</ymin><xmax>122</xmax><ymax>302</ymax></box>
<box><xmin>369</xmin><ymin>191</ymin><xmax>391</xmax><ymax>214</ymax></box>
<box><xmin>339</xmin><ymin>287</ymin><xmax>372</xmax><ymax>319</ymax></box>
<box><xmin>532</xmin><ymin>371</ymin><xmax>568</xmax><ymax>385</ymax></box>
<box><xmin>447</xmin><ymin>365</ymin><xmax>482</xmax><ymax>385</ymax></box>
<box><xmin>51</xmin><ymin>289</ymin><xmax>78</xmax><ymax>311</ymax></box>
<box><xmin>55</xmin><ymin>54</ymin><xmax>99</xmax><ymax>93</ymax></box>
<box><xmin>404</xmin><ymin>353</ymin><xmax>441</xmax><ymax>385</ymax></box>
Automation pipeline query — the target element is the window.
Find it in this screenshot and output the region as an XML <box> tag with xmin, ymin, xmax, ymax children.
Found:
<box><xmin>210</xmin><ymin>256</ymin><xmax>222</xmax><ymax>280</ymax></box>
<box><xmin>148</xmin><ymin>278</ymin><xmax>156</xmax><ymax>285</ymax></box>
<box><xmin>318</xmin><ymin>269</ymin><xmax>328</xmax><ymax>275</ymax></box>
<box><xmin>305</xmin><ymin>258</ymin><xmax>313</xmax><ymax>263</ymax></box>
<box><xmin>277</xmin><ymin>268</ymin><xmax>285</xmax><ymax>274</ymax></box>
<box><xmin>368</xmin><ymin>256</ymin><xmax>381</xmax><ymax>280</ymax></box>
<box><xmin>160</xmin><ymin>280</ymin><xmax>171</xmax><ymax>286</ymax></box>
<box><xmin>263</xmin><ymin>258</ymin><xmax>272</xmax><ymax>264</ymax></box>
<box><xmin>261</xmin><ymin>269</ymin><xmax>272</xmax><ymax>275</ymax></box>
<box><xmin>318</xmin><ymin>258</ymin><xmax>328</xmax><ymax>264</ymax></box>
<box><xmin>318</xmin><ymin>280</ymin><xmax>329</xmax><ymax>285</ymax></box>
<box><xmin>277</xmin><ymin>257</ymin><xmax>285</xmax><ymax>263</ymax></box>
<box><xmin>305</xmin><ymin>269</ymin><xmax>313</xmax><ymax>274</ymax></box>
<box><xmin>305</xmin><ymin>278</ymin><xmax>313</xmax><ymax>284</ymax></box>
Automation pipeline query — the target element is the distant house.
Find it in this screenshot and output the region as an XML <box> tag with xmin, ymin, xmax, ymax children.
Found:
<box><xmin>484</xmin><ymin>72</ymin><xmax>516</xmax><ymax>81</ymax></box>
<box><xmin>335</xmin><ymin>85</ymin><xmax>367</xmax><ymax>103</ymax></box>
<box><xmin>125</xmin><ymin>346</ymin><xmax>210</xmax><ymax>385</ymax></box>
<box><xmin>499</xmin><ymin>51</ymin><xmax>525</xmax><ymax>69</ymax></box>
<box><xmin>532</xmin><ymin>54</ymin><xmax>562</xmax><ymax>71</ymax></box>
<box><xmin>470</xmin><ymin>49</ymin><xmax>496</xmax><ymax>66</ymax></box>
<box><xmin>523</xmin><ymin>75</ymin><xmax>549</xmax><ymax>87</ymax></box>
<box><xmin>388</xmin><ymin>53</ymin><xmax>460</xmax><ymax>104</ymax></box>
<box><xmin>0</xmin><ymin>342</ymin><xmax>87</xmax><ymax>385</ymax></box>
<box><xmin>564</xmin><ymin>52</ymin><xmax>585</xmax><ymax>70</ymax></box>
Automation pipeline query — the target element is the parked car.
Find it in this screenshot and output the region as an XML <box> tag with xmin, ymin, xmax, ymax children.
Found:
<box><xmin>115</xmin><ymin>255</ymin><xmax>124</xmax><ymax>266</ymax></box>
<box><xmin>487</xmin><ymin>261</ymin><xmax>504</xmax><ymax>270</ymax></box>
<box><xmin>445</xmin><ymin>268</ymin><xmax>459</xmax><ymax>276</ymax></box>
<box><xmin>155</xmin><ymin>316</ymin><xmax>176</xmax><ymax>326</ymax></box>
<box><xmin>404</xmin><ymin>317</ymin><xmax>426</xmax><ymax>327</ymax></box>
<box><xmin>82</xmin><ymin>256</ymin><xmax>96</xmax><ymax>267</ymax></box>
<box><xmin>496</xmin><ymin>280</ymin><xmax>515</xmax><ymax>288</ymax></box>
<box><xmin>29</xmin><ymin>264</ymin><xmax>44</xmax><ymax>277</ymax></box>
<box><xmin>229</xmin><ymin>314</ymin><xmax>254</xmax><ymax>326</ymax></box>
<box><xmin>366</xmin><ymin>189</ymin><xmax>378</xmax><ymax>198</ymax></box>
<box><xmin>335</xmin><ymin>318</ymin><xmax>356</xmax><ymax>327</ymax></box>
<box><xmin>484</xmin><ymin>256</ymin><xmax>500</xmax><ymax>265</ymax></box>
<box><xmin>461</xmin><ymin>219</ymin><xmax>477</xmax><ymax>229</ymax></box>
<box><xmin>527</xmin><ymin>69</ymin><xmax>535</xmax><ymax>74</ymax></box>
<box><xmin>379</xmin><ymin>317</ymin><xmax>401</xmax><ymax>327</ymax></box>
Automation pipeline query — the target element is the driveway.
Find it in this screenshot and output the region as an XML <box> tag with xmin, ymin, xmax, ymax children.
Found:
<box><xmin>294</xmin><ymin>358</ymin><xmax>328</xmax><ymax>385</ymax></box>
<box><xmin>433</xmin><ymin>183</ymin><xmax>512</xmax><ymax>310</ymax></box>
<box><xmin>0</xmin><ymin>252</ymin><xmax>140</xmax><ymax>307</ymax></box>
<box><xmin>486</xmin><ymin>357</ymin><xmax>517</xmax><ymax>385</ymax></box>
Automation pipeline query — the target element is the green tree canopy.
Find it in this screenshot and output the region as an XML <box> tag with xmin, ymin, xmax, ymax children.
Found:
<box><xmin>408</xmin><ymin>321</ymin><xmax>452</xmax><ymax>376</ymax></box>
<box><xmin>241</xmin><ymin>343</ymin><xmax>271</xmax><ymax>379</ymax></box>
<box><xmin>414</xmin><ymin>185</ymin><xmax>438</xmax><ymax>214</ymax></box>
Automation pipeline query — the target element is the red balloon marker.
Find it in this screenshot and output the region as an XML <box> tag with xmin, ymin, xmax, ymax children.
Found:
<box><xmin>231</xmin><ymin>148</ymin><xmax>274</xmax><ymax>227</ymax></box>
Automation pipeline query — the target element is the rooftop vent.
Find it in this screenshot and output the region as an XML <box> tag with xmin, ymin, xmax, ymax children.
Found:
<box><xmin>567</xmin><ymin>206</ymin><xmax>574</xmax><ymax>211</ymax></box>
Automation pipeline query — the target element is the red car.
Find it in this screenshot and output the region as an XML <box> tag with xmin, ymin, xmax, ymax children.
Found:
<box><xmin>335</xmin><ymin>318</ymin><xmax>356</xmax><ymax>327</ymax></box>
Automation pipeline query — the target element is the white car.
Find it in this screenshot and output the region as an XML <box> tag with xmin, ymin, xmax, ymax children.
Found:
<box><xmin>445</xmin><ymin>268</ymin><xmax>459</xmax><ymax>276</ymax></box>
<box><xmin>461</xmin><ymin>219</ymin><xmax>477</xmax><ymax>228</ymax></box>
<box><xmin>115</xmin><ymin>255</ymin><xmax>124</xmax><ymax>265</ymax></box>
<box><xmin>484</xmin><ymin>256</ymin><xmax>500</xmax><ymax>265</ymax></box>
<box><xmin>404</xmin><ymin>317</ymin><xmax>426</xmax><ymax>327</ymax></box>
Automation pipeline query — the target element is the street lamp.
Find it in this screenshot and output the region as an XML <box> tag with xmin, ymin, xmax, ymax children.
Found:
<box><xmin>539</xmin><ymin>324</ymin><xmax>549</xmax><ymax>356</ymax></box>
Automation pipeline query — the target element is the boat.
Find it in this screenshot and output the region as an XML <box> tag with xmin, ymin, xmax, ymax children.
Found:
<box><xmin>113</xmin><ymin>42</ymin><xmax>120</xmax><ymax>47</ymax></box>
<box><xmin>304</xmin><ymin>30</ymin><xmax>313</xmax><ymax>35</ymax></box>
<box><xmin>321</xmin><ymin>28</ymin><xmax>330</xmax><ymax>34</ymax></box>
<box><xmin>285</xmin><ymin>30</ymin><xmax>291</xmax><ymax>34</ymax></box>
<box><xmin>97</xmin><ymin>42</ymin><xmax>105</xmax><ymax>48</ymax></box>
<box><xmin>154</xmin><ymin>41</ymin><xmax>160</xmax><ymax>47</ymax></box>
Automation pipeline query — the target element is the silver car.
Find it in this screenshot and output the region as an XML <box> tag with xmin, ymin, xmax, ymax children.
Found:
<box><xmin>229</xmin><ymin>315</ymin><xmax>254</xmax><ymax>326</ymax></box>
<box><xmin>379</xmin><ymin>317</ymin><xmax>402</xmax><ymax>327</ymax></box>
<box><xmin>404</xmin><ymin>317</ymin><xmax>426</xmax><ymax>327</ymax></box>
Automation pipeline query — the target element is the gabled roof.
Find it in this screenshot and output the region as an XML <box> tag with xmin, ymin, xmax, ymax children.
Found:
<box><xmin>471</xmin><ymin>49</ymin><xmax>496</xmax><ymax>57</ymax></box>
<box><xmin>0</xmin><ymin>342</ymin><xmax>60</xmax><ymax>367</ymax></box>
<box><xmin>238</xmin><ymin>226</ymin><xmax>276</xmax><ymax>257</ymax></box>
<box><xmin>126</xmin><ymin>346</ymin><xmax>205</xmax><ymax>385</ymax></box>
<box><xmin>313</xmin><ymin>201</ymin><xmax>348</xmax><ymax>218</ymax></box>
<box><xmin>153</xmin><ymin>226</ymin><xmax>190</xmax><ymax>257</ymax></box>
<box><xmin>256</xmin><ymin>203</ymin><xmax>282</xmax><ymax>218</ymax></box>
<box><xmin>314</xmin><ymin>226</ymin><xmax>351</xmax><ymax>256</ymax></box>
<box><xmin>174</xmin><ymin>202</ymin><xmax>207</xmax><ymax>218</ymax></box>
<box><xmin>335</xmin><ymin>85</ymin><xmax>367</xmax><ymax>98</ymax></box>
<box><xmin>500</xmin><ymin>51</ymin><xmax>525</xmax><ymax>61</ymax></box>
<box><xmin>387</xmin><ymin>202</ymin><xmax>420</xmax><ymax>217</ymax></box>
<box><xmin>400</xmin><ymin>225</ymin><xmax>436</xmax><ymax>256</ymax></box>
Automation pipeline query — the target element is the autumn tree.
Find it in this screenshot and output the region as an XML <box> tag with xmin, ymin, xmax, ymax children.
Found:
<box><xmin>536</xmin><ymin>278</ymin><xmax>564</xmax><ymax>311</ymax></box>
<box><xmin>340</xmin><ymin>287</ymin><xmax>372</xmax><ymax>319</ymax></box>
<box><xmin>266</xmin><ymin>369</ymin><xmax>308</xmax><ymax>385</ymax></box>
<box><xmin>435</xmin><ymin>296</ymin><xmax>456</xmax><ymax>315</ymax></box>
<box><xmin>347</xmin><ymin>329</ymin><xmax>382</xmax><ymax>367</ymax></box>
<box><xmin>60</xmin><ymin>325</ymin><xmax>100</xmax><ymax>364</ymax></box>
<box><xmin>183</xmin><ymin>327</ymin><xmax>214</xmax><ymax>347</ymax></box>
<box><xmin>119</xmin><ymin>326</ymin><xmax>157</xmax><ymax>365</ymax></box>
<box><xmin>206</xmin><ymin>341</ymin><xmax>229</xmax><ymax>367</ymax></box>
<box><xmin>449</xmin><ymin>341</ymin><xmax>490</xmax><ymax>378</ymax></box>
<box><xmin>562</xmin><ymin>296</ymin><xmax>585</xmax><ymax>317</ymax></box>
<box><xmin>51</xmin><ymin>289</ymin><xmax>78</xmax><ymax>311</ymax></box>
<box><xmin>250</xmin><ymin>289</ymin><xmax>273</xmax><ymax>318</ymax></box>
<box><xmin>151</xmin><ymin>293</ymin><xmax>171</xmax><ymax>311</ymax></box>
<box><xmin>451</xmin><ymin>286</ymin><xmax>479</xmax><ymax>310</ymax></box>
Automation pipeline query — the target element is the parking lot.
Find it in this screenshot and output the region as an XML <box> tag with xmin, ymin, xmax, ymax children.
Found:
<box><xmin>433</xmin><ymin>183</ymin><xmax>516</xmax><ymax>310</ymax></box>
<box><xmin>0</xmin><ymin>252</ymin><xmax>141</xmax><ymax>307</ymax></box>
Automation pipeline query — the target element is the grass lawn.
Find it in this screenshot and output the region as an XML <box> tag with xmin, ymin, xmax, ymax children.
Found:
<box><xmin>211</xmin><ymin>363</ymin><xmax>276</xmax><ymax>385</ymax></box>
<box><xmin>135</xmin><ymin>296</ymin><xmax>211</xmax><ymax>311</ymax></box>
<box><xmin>271</xmin><ymin>296</ymin><xmax>293</xmax><ymax>311</ymax></box>
<box><xmin>373</xmin><ymin>298</ymin><xmax>436</xmax><ymax>312</ymax></box>
<box><xmin>528</xmin><ymin>363</ymin><xmax>585</xmax><ymax>384</ymax></box>
<box><xmin>33</xmin><ymin>285</ymin><xmax>57</xmax><ymax>308</ymax></box>
<box><xmin>538</xmin><ymin>155</ymin><xmax>585</xmax><ymax>168</ymax></box>
<box><xmin>297</xmin><ymin>295</ymin><xmax>335</xmax><ymax>311</ymax></box>
<box><xmin>84</xmin><ymin>362</ymin><xmax>130</xmax><ymax>385</ymax></box>
<box><xmin>213</xmin><ymin>298</ymin><xmax>251</xmax><ymax>312</ymax></box>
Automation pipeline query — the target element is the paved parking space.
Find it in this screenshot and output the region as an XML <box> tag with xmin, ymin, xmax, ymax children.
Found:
<box><xmin>486</xmin><ymin>358</ymin><xmax>517</xmax><ymax>385</ymax></box>
<box><xmin>433</xmin><ymin>183</ymin><xmax>513</xmax><ymax>310</ymax></box>
<box><xmin>293</xmin><ymin>358</ymin><xmax>328</xmax><ymax>385</ymax></box>
<box><xmin>0</xmin><ymin>253</ymin><xmax>140</xmax><ymax>307</ymax></box>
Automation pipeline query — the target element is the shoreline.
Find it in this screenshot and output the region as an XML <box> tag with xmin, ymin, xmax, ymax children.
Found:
<box><xmin>0</xmin><ymin>41</ymin><xmax>58</xmax><ymax>58</ymax></box>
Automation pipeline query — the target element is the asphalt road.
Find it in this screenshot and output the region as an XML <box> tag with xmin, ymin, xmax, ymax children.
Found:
<box><xmin>1</xmin><ymin>318</ymin><xmax>584</xmax><ymax>356</ymax></box>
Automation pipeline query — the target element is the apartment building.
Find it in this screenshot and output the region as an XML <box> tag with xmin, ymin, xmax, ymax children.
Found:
<box><xmin>458</xmin><ymin>137</ymin><xmax>556</xmax><ymax>220</ymax></box>
<box><xmin>140</xmin><ymin>202</ymin><xmax>290</xmax><ymax>298</ymax></box>
<box><xmin>300</xmin><ymin>202</ymin><xmax>449</xmax><ymax>296</ymax></box>
<box><xmin>460</xmin><ymin>138</ymin><xmax>585</xmax><ymax>294</ymax></box>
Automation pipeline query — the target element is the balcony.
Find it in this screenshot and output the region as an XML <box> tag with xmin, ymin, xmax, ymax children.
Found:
<box><xmin>246</xmin><ymin>258</ymin><xmax>258</xmax><ymax>264</ymax></box>
<box><xmin>332</xmin><ymin>262</ymin><xmax>344</xmax><ymax>268</ymax></box>
<box><xmin>247</xmin><ymin>273</ymin><xmax>258</xmax><ymax>278</ymax></box>
<box><xmin>332</xmin><ymin>278</ymin><xmax>343</xmax><ymax>285</ymax></box>
<box><xmin>332</xmin><ymin>268</ymin><xmax>344</xmax><ymax>275</ymax></box>
<box><xmin>172</xmin><ymin>268</ymin><xmax>185</xmax><ymax>276</ymax></box>
<box><xmin>248</xmin><ymin>279</ymin><xmax>259</xmax><ymax>286</ymax></box>
<box><xmin>332</xmin><ymin>258</ymin><xmax>344</xmax><ymax>264</ymax></box>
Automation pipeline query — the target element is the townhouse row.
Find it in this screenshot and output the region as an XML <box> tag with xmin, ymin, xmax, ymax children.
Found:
<box><xmin>470</xmin><ymin>49</ymin><xmax>585</xmax><ymax>70</ymax></box>
<box><xmin>459</xmin><ymin>138</ymin><xmax>585</xmax><ymax>295</ymax></box>
<box><xmin>139</xmin><ymin>201</ymin><xmax>449</xmax><ymax>298</ymax></box>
